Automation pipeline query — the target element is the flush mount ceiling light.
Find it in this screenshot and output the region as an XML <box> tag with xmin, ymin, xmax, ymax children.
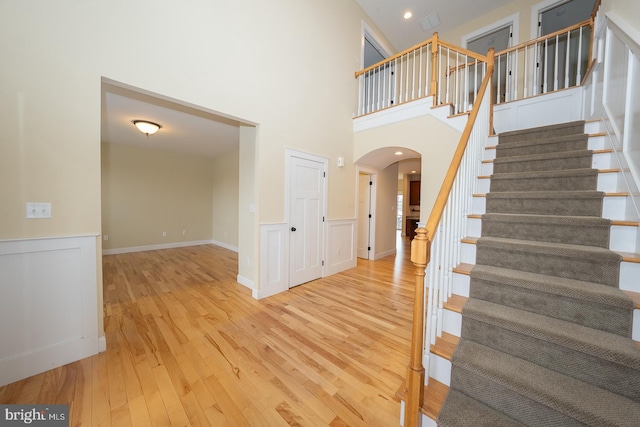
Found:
<box><xmin>403</xmin><ymin>11</ymin><xmax>413</xmax><ymax>20</ymax></box>
<box><xmin>395</xmin><ymin>151</ymin><xmax>404</xmax><ymax>156</ymax></box>
<box><xmin>132</xmin><ymin>120</ymin><xmax>162</xmax><ymax>136</ymax></box>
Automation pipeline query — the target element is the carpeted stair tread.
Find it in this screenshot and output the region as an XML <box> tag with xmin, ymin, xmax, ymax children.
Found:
<box><xmin>462</xmin><ymin>299</ymin><xmax>640</xmax><ymax>371</ymax></box>
<box><xmin>476</xmin><ymin>237</ymin><xmax>621</xmax><ymax>286</ymax></box>
<box><xmin>485</xmin><ymin>190</ymin><xmax>604</xmax><ymax>216</ymax></box>
<box><xmin>469</xmin><ymin>270</ymin><xmax>633</xmax><ymax>336</ymax></box>
<box><xmin>490</xmin><ymin>168</ymin><xmax>598</xmax><ymax>192</ymax></box>
<box><xmin>450</xmin><ymin>340</ymin><xmax>640</xmax><ymax>426</ymax></box>
<box><xmin>436</xmin><ymin>389</ymin><xmax>526</xmax><ymax>427</ymax></box>
<box><xmin>493</xmin><ymin>149</ymin><xmax>594</xmax><ymax>173</ymax></box>
<box><xmin>480</xmin><ymin>213</ymin><xmax>611</xmax><ymax>247</ymax></box>
<box><xmin>462</xmin><ymin>300</ymin><xmax>640</xmax><ymax>401</ymax></box>
<box><xmin>498</xmin><ymin>120</ymin><xmax>585</xmax><ymax>143</ymax></box>
<box><xmin>496</xmin><ymin>133</ymin><xmax>589</xmax><ymax>157</ymax></box>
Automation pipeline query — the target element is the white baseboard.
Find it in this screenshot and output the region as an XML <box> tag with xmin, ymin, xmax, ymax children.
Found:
<box><xmin>373</xmin><ymin>248</ymin><xmax>397</xmax><ymax>260</ymax></box>
<box><xmin>237</xmin><ymin>274</ymin><xmax>254</xmax><ymax>290</ymax></box>
<box><xmin>98</xmin><ymin>336</ymin><xmax>107</xmax><ymax>353</ymax></box>
<box><xmin>211</xmin><ymin>240</ymin><xmax>239</xmax><ymax>253</ymax></box>
<box><xmin>102</xmin><ymin>240</ymin><xmax>215</xmax><ymax>255</ymax></box>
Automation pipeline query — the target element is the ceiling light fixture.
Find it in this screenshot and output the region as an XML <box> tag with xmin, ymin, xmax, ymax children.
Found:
<box><xmin>132</xmin><ymin>120</ymin><xmax>162</xmax><ymax>136</ymax></box>
<box><xmin>395</xmin><ymin>151</ymin><xmax>404</xmax><ymax>156</ymax></box>
<box><xmin>404</xmin><ymin>11</ymin><xmax>413</xmax><ymax>20</ymax></box>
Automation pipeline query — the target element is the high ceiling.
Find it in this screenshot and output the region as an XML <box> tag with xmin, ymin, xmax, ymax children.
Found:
<box><xmin>356</xmin><ymin>0</ymin><xmax>514</xmax><ymax>52</ymax></box>
<box><xmin>102</xmin><ymin>1</ymin><xmax>514</xmax><ymax>168</ymax></box>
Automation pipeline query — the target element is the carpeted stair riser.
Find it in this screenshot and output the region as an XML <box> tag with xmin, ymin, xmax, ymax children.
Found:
<box><xmin>496</xmin><ymin>134</ymin><xmax>588</xmax><ymax>158</ymax></box>
<box><xmin>490</xmin><ymin>169</ymin><xmax>598</xmax><ymax>192</ymax></box>
<box><xmin>497</xmin><ymin>121</ymin><xmax>586</xmax><ymax>144</ymax></box>
<box><xmin>436</xmin><ymin>390</ymin><xmax>525</xmax><ymax>427</ymax></box>
<box><xmin>481</xmin><ymin>214</ymin><xmax>611</xmax><ymax>248</ymax></box>
<box><xmin>460</xmin><ymin>301</ymin><xmax>640</xmax><ymax>400</ymax></box>
<box><xmin>485</xmin><ymin>191</ymin><xmax>605</xmax><ymax>217</ymax></box>
<box><xmin>449</xmin><ymin>340</ymin><xmax>640</xmax><ymax>427</ymax></box>
<box><xmin>437</xmin><ymin>120</ymin><xmax>640</xmax><ymax>426</ymax></box>
<box><xmin>449</xmin><ymin>365</ymin><xmax>586</xmax><ymax>427</ymax></box>
<box><xmin>469</xmin><ymin>277</ymin><xmax>633</xmax><ymax>336</ymax></box>
<box><xmin>492</xmin><ymin>150</ymin><xmax>594</xmax><ymax>174</ymax></box>
<box><xmin>475</xmin><ymin>237</ymin><xmax>621</xmax><ymax>287</ymax></box>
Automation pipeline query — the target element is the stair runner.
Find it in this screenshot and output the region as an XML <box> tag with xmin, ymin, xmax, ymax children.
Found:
<box><xmin>436</xmin><ymin>121</ymin><xmax>640</xmax><ymax>426</ymax></box>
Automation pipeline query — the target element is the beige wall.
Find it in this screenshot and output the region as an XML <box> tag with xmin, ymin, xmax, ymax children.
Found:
<box><xmin>0</xmin><ymin>0</ymin><xmax>386</xmax><ymax>305</ymax></box>
<box><xmin>354</xmin><ymin>116</ymin><xmax>461</xmax><ymax>224</ymax></box>
<box><xmin>375</xmin><ymin>162</ymin><xmax>399</xmax><ymax>257</ymax></box>
<box><xmin>101</xmin><ymin>143</ymin><xmax>216</xmax><ymax>250</ymax></box>
<box><xmin>212</xmin><ymin>149</ymin><xmax>239</xmax><ymax>248</ymax></box>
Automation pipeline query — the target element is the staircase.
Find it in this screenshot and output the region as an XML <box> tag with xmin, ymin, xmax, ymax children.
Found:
<box><xmin>433</xmin><ymin>121</ymin><xmax>640</xmax><ymax>426</ymax></box>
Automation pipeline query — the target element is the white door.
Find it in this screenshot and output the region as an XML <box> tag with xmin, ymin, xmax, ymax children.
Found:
<box><xmin>289</xmin><ymin>155</ymin><xmax>325</xmax><ymax>287</ymax></box>
<box><xmin>357</xmin><ymin>173</ymin><xmax>372</xmax><ymax>259</ymax></box>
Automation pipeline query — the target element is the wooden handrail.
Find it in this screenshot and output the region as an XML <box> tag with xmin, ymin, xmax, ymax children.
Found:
<box><xmin>355</xmin><ymin>35</ymin><xmax>435</xmax><ymax>78</ymax></box>
<box><xmin>354</xmin><ymin>33</ymin><xmax>488</xmax><ymax>79</ymax></box>
<box><xmin>438</xmin><ymin>39</ymin><xmax>488</xmax><ymax>62</ymax></box>
<box><xmin>425</xmin><ymin>49</ymin><xmax>495</xmax><ymax>234</ymax></box>
<box><xmin>494</xmin><ymin>19</ymin><xmax>591</xmax><ymax>57</ymax></box>
<box><xmin>404</xmin><ymin>49</ymin><xmax>495</xmax><ymax>427</ymax></box>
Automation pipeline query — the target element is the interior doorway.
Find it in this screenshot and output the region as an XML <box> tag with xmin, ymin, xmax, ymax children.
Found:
<box><xmin>287</xmin><ymin>150</ymin><xmax>327</xmax><ymax>288</ymax></box>
<box><xmin>357</xmin><ymin>172</ymin><xmax>375</xmax><ymax>259</ymax></box>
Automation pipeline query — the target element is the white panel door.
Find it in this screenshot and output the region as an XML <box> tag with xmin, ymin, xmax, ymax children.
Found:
<box><xmin>357</xmin><ymin>173</ymin><xmax>372</xmax><ymax>259</ymax></box>
<box><xmin>289</xmin><ymin>156</ymin><xmax>325</xmax><ymax>287</ymax></box>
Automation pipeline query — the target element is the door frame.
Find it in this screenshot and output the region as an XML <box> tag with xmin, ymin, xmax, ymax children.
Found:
<box><xmin>356</xmin><ymin>166</ymin><xmax>377</xmax><ymax>260</ymax></box>
<box><xmin>462</xmin><ymin>13</ymin><xmax>520</xmax><ymax>50</ymax></box>
<box><xmin>284</xmin><ymin>148</ymin><xmax>328</xmax><ymax>287</ymax></box>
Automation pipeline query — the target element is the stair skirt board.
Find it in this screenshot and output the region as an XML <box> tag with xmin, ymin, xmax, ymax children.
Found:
<box><xmin>435</xmin><ymin>121</ymin><xmax>640</xmax><ymax>426</ymax></box>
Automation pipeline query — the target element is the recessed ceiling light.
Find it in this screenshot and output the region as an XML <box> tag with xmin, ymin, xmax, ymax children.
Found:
<box><xmin>411</xmin><ymin>170</ymin><xmax>417</xmax><ymax>173</ymax></box>
<box><xmin>395</xmin><ymin>151</ymin><xmax>404</xmax><ymax>156</ymax></box>
<box><xmin>404</xmin><ymin>11</ymin><xmax>413</xmax><ymax>20</ymax></box>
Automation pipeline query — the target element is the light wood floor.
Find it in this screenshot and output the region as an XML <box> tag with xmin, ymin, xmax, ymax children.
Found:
<box><xmin>0</xmin><ymin>236</ymin><xmax>415</xmax><ymax>426</ymax></box>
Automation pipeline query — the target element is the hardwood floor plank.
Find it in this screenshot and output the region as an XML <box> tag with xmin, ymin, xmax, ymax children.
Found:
<box><xmin>0</xmin><ymin>237</ymin><xmax>415</xmax><ymax>426</ymax></box>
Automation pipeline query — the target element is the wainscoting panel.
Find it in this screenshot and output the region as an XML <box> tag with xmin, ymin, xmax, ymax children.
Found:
<box><xmin>493</xmin><ymin>87</ymin><xmax>583</xmax><ymax>134</ymax></box>
<box><xmin>0</xmin><ymin>236</ymin><xmax>100</xmax><ymax>386</ymax></box>
<box><xmin>326</xmin><ymin>219</ymin><xmax>357</xmax><ymax>275</ymax></box>
<box><xmin>257</xmin><ymin>224</ymin><xmax>288</xmax><ymax>299</ymax></box>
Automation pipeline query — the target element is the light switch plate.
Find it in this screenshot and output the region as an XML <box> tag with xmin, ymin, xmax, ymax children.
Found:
<box><xmin>26</xmin><ymin>202</ymin><xmax>51</xmax><ymax>219</ymax></box>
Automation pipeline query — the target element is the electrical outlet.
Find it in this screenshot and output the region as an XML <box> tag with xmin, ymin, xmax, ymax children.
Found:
<box><xmin>103</xmin><ymin>235</ymin><xmax>109</xmax><ymax>241</ymax></box>
<box><xmin>182</xmin><ymin>230</ymin><xmax>187</xmax><ymax>236</ymax></box>
<box><xmin>162</xmin><ymin>231</ymin><xmax>167</xmax><ymax>237</ymax></box>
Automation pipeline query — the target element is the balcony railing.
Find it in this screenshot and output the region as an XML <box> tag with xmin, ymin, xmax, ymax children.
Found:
<box><xmin>493</xmin><ymin>19</ymin><xmax>593</xmax><ymax>105</ymax></box>
<box><xmin>354</xmin><ymin>34</ymin><xmax>489</xmax><ymax>117</ymax></box>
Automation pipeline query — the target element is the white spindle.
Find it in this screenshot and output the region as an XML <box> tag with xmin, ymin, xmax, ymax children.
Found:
<box><xmin>455</xmin><ymin>52</ymin><xmax>460</xmax><ymax>113</ymax></box>
<box><xmin>524</xmin><ymin>45</ymin><xmax>529</xmax><ymax>98</ymax></box>
<box><xmin>543</xmin><ymin>39</ymin><xmax>549</xmax><ymax>93</ymax></box>
<box><xmin>577</xmin><ymin>26</ymin><xmax>584</xmax><ymax>84</ymax></box>
<box><xmin>497</xmin><ymin>54</ymin><xmax>502</xmax><ymax>104</ymax></box>
<box><xmin>565</xmin><ymin>30</ymin><xmax>571</xmax><ymax>88</ymax></box>
<box><xmin>446</xmin><ymin>47</ymin><xmax>451</xmax><ymax>104</ymax></box>
<box><xmin>511</xmin><ymin>49</ymin><xmax>518</xmax><ymax>99</ymax></box>
<box><xmin>554</xmin><ymin>34</ymin><xmax>559</xmax><ymax>91</ymax></box>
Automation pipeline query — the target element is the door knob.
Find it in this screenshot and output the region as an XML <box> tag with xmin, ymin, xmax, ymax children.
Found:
<box><xmin>291</xmin><ymin>227</ymin><xmax>296</xmax><ymax>232</ymax></box>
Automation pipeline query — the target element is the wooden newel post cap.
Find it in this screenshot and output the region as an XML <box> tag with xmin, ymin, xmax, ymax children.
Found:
<box><xmin>410</xmin><ymin>227</ymin><xmax>429</xmax><ymax>266</ymax></box>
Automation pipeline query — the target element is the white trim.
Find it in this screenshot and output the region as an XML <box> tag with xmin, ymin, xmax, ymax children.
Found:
<box><xmin>0</xmin><ymin>235</ymin><xmax>99</xmax><ymax>386</ymax></box>
<box><xmin>237</xmin><ymin>274</ymin><xmax>254</xmax><ymax>290</ymax></box>
<box><xmin>211</xmin><ymin>240</ymin><xmax>239</xmax><ymax>253</ymax></box>
<box><xmin>372</xmin><ymin>247</ymin><xmax>397</xmax><ymax>260</ymax></box>
<box><xmin>98</xmin><ymin>336</ymin><xmax>107</xmax><ymax>353</ymax></box>
<box><xmin>326</xmin><ymin>219</ymin><xmax>358</xmax><ymax>275</ymax></box>
<box><xmin>284</xmin><ymin>149</ymin><xmax>329</xmax><ymax>285</ymax></box>
<box><xmin>361</xmin><ymin>20</ymin><xmax>394</xmax><ymax>69</ymax></box>
<box><xmin>530</xmin><ymin>0</ymin><xmax>570</xmax><ymax>39</ymax></box>
<box><xmin>102</xmin><ymin>240</ymin><xmax>215</xmax><ymax>255</ymax></box>
<box><xmin>257</xmin><ymin>223</ymin><xmax>288</xmax><ymax>299</ymax></box>
<box><xmin>353</xmin><ymin>97</ymin><xmax>433</xmax><ymax>132</ymax></box>
<box><xmin>462</xmin><ymin>13</ymin><xmax>520</xmax><ymax>48</ymax></box>
<box><xmin>356</xmin><ymin>166</ymin><xmax>378</xmax><ymax>259</ymax></box>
